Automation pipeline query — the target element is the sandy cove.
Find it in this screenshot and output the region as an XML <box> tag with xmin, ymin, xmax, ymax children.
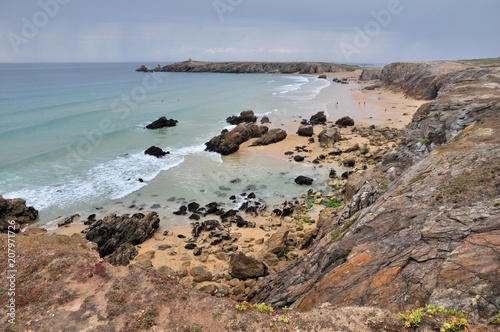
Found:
<box><xmin>52</xmin><ymin>71</ymin><xmax>428</xmax><ymax>300</ymax></box>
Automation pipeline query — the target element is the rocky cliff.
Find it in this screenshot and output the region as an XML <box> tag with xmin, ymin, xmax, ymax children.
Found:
<box><xmin>137</xmin><ymin>60</ymin><xmax>360</xmax><ymax>74</ymax></box>
<box><xmin>250</xmin><ymin>61</ymin><xmax>500</xmax><ymax>324</ymax></box>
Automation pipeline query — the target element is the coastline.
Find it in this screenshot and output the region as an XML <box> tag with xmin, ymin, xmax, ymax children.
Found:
<box><xmin>52</xmin><ymin>70</ymin><xmax>428</xmax><ymax>297</ymax></box>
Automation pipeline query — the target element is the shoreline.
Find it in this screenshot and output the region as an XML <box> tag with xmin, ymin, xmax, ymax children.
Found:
<box><xmin>50</xmin><ymin>71</ymin><xmax>428</xmax><ymax>299</ymax></box>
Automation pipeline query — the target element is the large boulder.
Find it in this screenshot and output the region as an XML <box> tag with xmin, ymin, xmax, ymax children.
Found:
<box><xmin>0</xmin><ymin>196</ymin><xmax>38</xmax><ymax>232</ymax></box>
<box><xmin>144</xmin><ymin>146</ymin><xmax>169</xmax><ymax>158</ymax></box>
<box><xmin>335</xmin><ymin>116</ymin><xmax>355</xmax><ymax>127</ymax></box>
<box><xmin>318</xmin><ymin>126</ymin><xmax>341</xmax><ymax>148</ymax></box>
<box><xmin>297</xmin><ymin>125</ymin><xmax>314</xmax><ymax>137</ymax></box>
<box><xmin>250</xmin><ymin>128</ymin><xmax>287</xmax><ymax>146</ymax></box>
<box><xmin>205</xmin><ymin>123</ymin><xmax>267</xmax><ymax>155</ymax></box>
<box><xmin>294</xmin><ymin>176</ymin><xmax>314</xmax><ymax>185</ymax></box>
<box><xmin>84</xmin><ymin>212</ymin><xmax>160</xmax><ymax>266</ymax></box>
<box><xmin>229</xmin><ymin>251</ymin><xmax>268</xmax><ymax>279</ymax></box>
<box><xmin>226</xmin><ymin>110</ymin><xmax>257</xmax><ymax>125</ymax></box>
<box><xmin>145</xmin><ymin>116</ymin><xmax>178</xmax><ymax>129</ymax></box>
<box><xmin>359</xmin><ymin>68</ymin><xmax>382</xmax><ymax>81</ymax></box>
<box><xmin>309</xmin><ymin>111</ymin><xmax>327</xmax><ymax>125</ymax></box>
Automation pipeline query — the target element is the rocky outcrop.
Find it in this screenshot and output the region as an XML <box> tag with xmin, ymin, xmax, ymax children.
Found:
<box><xmin>249</xmin><ymin>128</ymin><xmax>287</xmax><ymax>146</ymax></box>
<box><xmin>359</xmin><ymin>68</ymin><xmax>382</xmax><ymax>81</ymax></box>
<box><xmin>380</xmin><ymin>61</ymin><xmax>494</xmax><ymax>100</ymax></box>
<box><xmin>144</xmin><ymin>146</ymin><xmax>169</xmax><ymax>158</ymax></box>
<box><xmin>145</xmin><ymin>116</ymin><xmax>178</xmax><ymax>129</ymax></box>
<box><xmin>226</xmin><ymin>110</ymin><xmax>257</xmax><ymax>125</ymax></box>
<box><xmin>318</xmin><ymin>126</ymin><xmax>341</xmax><ymax>148</ymax></box>
<box><xmin>0</xmin><ymin>196</ymin><xmax>38</xmax><ymax>232</ymax></box>
<box><xmin>309</xmin><ymin>111</ymin><xmax>327</xmax><ymax>125</ymax></box>
<box><xmin>297</xmin><ymin>125</ymin><xmax>314</xmax><ymax>137</ymax></box>
<box><xmin>205</xmin><ymin>123</ymin><xmax>268</xmax><ymax>155</ymax></box>
<box><xmin>229</xmin><ymin>251</ymin><xmax>268</xmax><ymax>279</ymax></box>
<box><xmin>138</xmin><ymin>61</ymin><xmax>360</xmax><ymax>74</ymax></box>
<box><xmin>250</xmin><ymin>62</ymin><xmax>500</xmax><ymax>324</ymax></box>
<box><xmin>335</xmin><ymin>116</ymin><xmax>355</xmax><ymax>127</ymax></box>
<box><xmin>84</xmin><ymin>212</ymin><xmax>160</xmax><ymax>266</ymax></box>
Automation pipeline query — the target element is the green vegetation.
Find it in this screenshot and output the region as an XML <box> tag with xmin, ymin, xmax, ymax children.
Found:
<box><xmin>330</xmin><ymin>213</ymin><xmax>359</xmax><ymax>241</ymax></box>
<box><xmin>191</xmin><ymin>324</ymin><xmax>203</xmax><ymax>332</ymax></box>
<box><xmin>235</xmin><ymin>301</ymin><xmax>250</xmax><ymax>311</ymax></box>
<box><xmin>493</xmin><ymin>200</ymin><xmax>500</xmax><ymax>207</ymax></box>
<box><xmin>303</xmin><ymin>216</ymin><xmax>315</xmax><ymax>224</ymax></box>
<box><xmin>379</xmin><ymin>179</ymin><xmax>393</xmax><ymax>190</ymax></box>
<box><xmin>399</xmin><ymin>305</ymin><xmax>468</xmax><ymax>331</ymax></box>
<box><xmin>421</xmin><ymin>136</ymin><xmax>432</xmax><ymax>146</ymax></box>
<box><xmin>279</xmin><ymin>316</ymin><xmax>290</xmax><ymax>324</ymax></box>
<box><xmin>253</xmin><ymin>302</ymin><xmax>275</xmax><ymax>315</ymax></box>
<box><xmin>321</xmin><ymin>198</ymin><xmax>343</xmax><ymax>208</ymax></box>
<box><xmin>398</xmin><ymin>307</ymin><xmax>423</xmax><ymax>328</ymax></box>
<box><xmin>490</xmin><ymin>311</ymin><xmax>500</xmax><ymax>325</ymax></box>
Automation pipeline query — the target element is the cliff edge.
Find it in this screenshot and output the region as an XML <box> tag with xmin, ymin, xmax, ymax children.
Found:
<box><xmin>250</xmin><ymin>60</ymin><xmax>500</xmax><ymax>324</ymax></box>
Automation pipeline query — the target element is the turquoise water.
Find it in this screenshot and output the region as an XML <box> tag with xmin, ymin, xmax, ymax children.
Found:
<box><xmin>0</xmin><ymin>63</ymin><xmax>351</xmax><ymax>227</ymax></box>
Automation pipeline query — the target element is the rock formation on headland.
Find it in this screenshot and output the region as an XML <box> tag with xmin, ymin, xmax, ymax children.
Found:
<box><xmin>250</xmin><ymin>59</ymin><xmax>500</xmax><ymax>324</ymax></box>
<box><xmin>136</xmin><ymin>60</ymin><xmax>360</xmax><ymax>74</ymax></box>
<box><xmin>0</xmin><ymin>195</ymin><xmax>38</xmax><ymax>231</ymax></box>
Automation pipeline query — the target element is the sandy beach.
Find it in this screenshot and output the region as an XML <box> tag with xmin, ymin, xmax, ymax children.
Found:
<box><xmin>51</xmin><ymin>70</ymin><xmax>427</xmax><ymax>297</ymax></box>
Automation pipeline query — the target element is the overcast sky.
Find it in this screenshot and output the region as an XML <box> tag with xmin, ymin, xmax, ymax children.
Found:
<box><xmin>0</xmin><ymin>0</ymin><xmax>498</xmax><ymax>64</ymax></box>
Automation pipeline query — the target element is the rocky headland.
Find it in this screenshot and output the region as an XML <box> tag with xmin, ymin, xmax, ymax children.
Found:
<box><xmin>136</xmin><ymin>60</ymin><xmax>360</xmax><ymax>74</ymax></box>
<box><xmin>1</xmin><ymin>59</ymin><xmax>499</xmax><ymax>331</ymax></box>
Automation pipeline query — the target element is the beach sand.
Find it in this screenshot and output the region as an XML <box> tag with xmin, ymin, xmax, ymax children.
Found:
<box><xmin>51</xmin><ymin>70</ymin><xmax>427</xmax><ymax>295</ymax></box>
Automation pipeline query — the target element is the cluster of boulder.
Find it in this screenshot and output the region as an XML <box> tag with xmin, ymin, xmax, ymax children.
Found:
<box><xmin>205</xmin><ymin>110</ymin><xmax>287</xmax><ymax>155</ymax></box>
<box><xmin>83</xmin><ymin>212</ymin><xmax>160</xmax><ymax>266</ymax></box>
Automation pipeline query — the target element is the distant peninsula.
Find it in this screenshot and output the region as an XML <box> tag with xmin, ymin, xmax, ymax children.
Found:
<box><xmin>135</xmin><ymin>60</ymin><xmax>361</xmax><ymax>74</ymax></box>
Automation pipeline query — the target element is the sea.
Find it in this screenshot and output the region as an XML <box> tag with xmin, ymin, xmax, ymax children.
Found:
<box><xmin>0</xmin><ymin>62</ymin><xmax>373</xmax><ymax>229</ymax></box>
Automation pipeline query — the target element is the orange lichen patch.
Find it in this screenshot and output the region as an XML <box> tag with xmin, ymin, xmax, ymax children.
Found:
<box><xmin>370</xmin><ymin>266</ymin><xmax>401</xmax><ymax>290</ymax></box>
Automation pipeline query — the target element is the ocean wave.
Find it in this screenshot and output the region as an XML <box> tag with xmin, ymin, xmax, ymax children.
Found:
<box><xmin>3</xmin><ymin>144</ymin><xmax>215</xmax><ymax>211</ymax></box>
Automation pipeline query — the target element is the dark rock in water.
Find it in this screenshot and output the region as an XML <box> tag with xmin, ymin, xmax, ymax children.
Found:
<box><xmin>145</xmin><ymin>116</ymin><xmax>178</xmax><ymax>129</ymax></box>
<box><xmin>135</xmin><ymin>65</ymin><xmax>151</xmax><ymax>72</ymax></box>
<box><xmin>300</xmin><ymin>119</ymin><xmax>308</xmax><ymax>125</ymax></box>
<box><xmin>260</xmin><ymin>116</ymin><xmax>270</xmax><ymax>124</ymax></box>
<box><xmin>58</xmin><ymin>214</ymin><xmax>80</xmax><ymax>227</ymax></box>
<box><xmin>205</xmin><ymin>202</ymin><xmax>221</xmax><ymax>215</ymax></box>
<box><xmin>185</xmin><ymin>243</ymin><xmax>197</xmax><ymax>250</ymax></box>
<box><xmin>84</xmin><ymin>214</ymin><xmax>97</xmax><ymax>225</ymax></box>
<box><xmin>144</xmin><ymin>146</ymin><xmax>169</xmax><ymax>158</ymax></box>
<box><xmin>293</xmin><ymin>155</ymin><xmax>305</xmax><ymax>162</ymax></box>
<box><xmin>335</xmin><ymin>116</ymin><xmax>355</xmax><ymax>127</ymax></box>
<box><xmin>247</xmin><ymin>192</ymin><xmax>256</xmax><ymax>199</ymax></box>
<box><xmin>318</xmin><ymin>74</ymin><xmax>327</xmax><ymax>79</ymax></box>
<box><xmin>138</xmin><ymin>178</ymin><xmax>144</xmax><ymax>183</ymax></box>
<box><xmin>0</xmin><ymin>195</ymin><xmax>39</xmax><ymax>232</ymax></box>
<box><xmin>84</xmin><ymin>212</ymin><xmax>160</xmax><ymax>266</ymax></box>
<box><xmin>310</xmin><ymin>111</ymin><xmax>327</xmax><ymax>125</ymax></box>
<box><xmin>226</xmin><ymin>110</ymin><xmax>257</xmax><ymax>125</ymax></box>
<box><xmin>173</xmin><ymin>205</ymin><xmax>188</xmax><ymax>215</ymax></box>
<box><xmin>187</xmin><ymin>202</ymin><xmax>200</xmax><ymax>213</ymax></box>
<box><xmin>230</xmin><ymin>178</ymin><xmax>242</xmax><ymax>184</ymax></box>
<box><xmin>250</xmin><ymin>128</ymin><xmax>287</xmax><ymax>146</ymax></box>
<box><xmin>221</xmin><ymin>209</ymin><xmax>238</xmax><ymax>222</ymax></box>
<box><xmin>329</xmin><ymin>169</ymin><xmax>337</xmax><ymax>178</ymax></box>
<box><xmin>341</xmin><ymin>171</ymin><xmax>352</xmax><ymax>179</ymax></box>
<box><xmin>297</xmin><ymin>125</ymin><xmax>314</xmax><ymax>137</ymax></box>
<box><xmin>150</xmin><ymin>204</ymin><xmax>161</xmax><ymax>209</ymax></box>
<box><xmin>189</xmin><ymin>213</ymin><xmax>200</xmax><ymax>220</ymax></box>
<box><xmin>229</xmin><ymin>251</ymin><xmax>268</xmax><ymax>279</ymax></box>
<box><xmin>295</xmin><ymin>175</ymin><xmax>313</xmax><ymax>185</ymax></box>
